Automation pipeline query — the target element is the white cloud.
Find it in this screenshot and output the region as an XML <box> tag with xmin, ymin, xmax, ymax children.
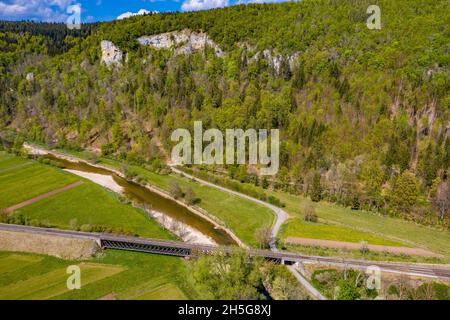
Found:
<box><xmin>0</xmin><ymin>0</ymin><xmax>77</xmax><ymax>22</ymax></box>
<box><xmin>181</xmin><ymin>0</ymin><xmax>229</xmax><ymax>12</ymax></box>
<box><xmin>116</xmin><ymin>9</ymin><xmax>157</xmax><ymax>20</ymax></box>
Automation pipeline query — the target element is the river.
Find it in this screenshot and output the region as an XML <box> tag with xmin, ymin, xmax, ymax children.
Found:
<box><xmin>42</xmin><ymin>154</ymin><xmax>236</xmax><ymax>246</ymax></box>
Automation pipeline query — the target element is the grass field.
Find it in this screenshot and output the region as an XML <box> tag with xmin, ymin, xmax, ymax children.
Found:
<box><xmin>155</xmin><ymin>165</ymin><xmax>450</xmax><ymax>259</ymax></box>
<box><xmin>0</xmin><ymin>250</ymin><xmax>193</xmax><ymax>300</ymax></box>
<box><xmin>0</xmin><ymin>154</ymin><xmax>31</xmax><ymax>171</ymax></box>
<box><xmin>0</xmin><ymin>153</ymin><xmax>79</xmax><ymax>208</ymax></box>
<box><xmin>181</xmin><ymin>168</ymin><xmax>450</xmax><ymax>258</ymax></box>
<box><xmin>0</xmin><ymin>152</ymin><xmax>196</xmax><ymax>300</ymax></box>
<box><xmin>273</xmin><ymin>190</ymin><xmax>450</xmax><ymax>258</ymax></box>
<box><xmin>279</xmin><ymin>219</ymin><xmax>406</xmax><ymax>247</ymax></box>
<box><xmin>15</xmin><ymin>183</ymin><xmax>172</xmax><ymax>239</ymax></box>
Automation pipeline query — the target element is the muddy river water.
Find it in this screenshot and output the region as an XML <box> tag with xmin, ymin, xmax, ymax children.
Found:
<box><xmin>44</xmin><ymin>154</ymin><xmax>236</xmax><ymax>246</ymax></box>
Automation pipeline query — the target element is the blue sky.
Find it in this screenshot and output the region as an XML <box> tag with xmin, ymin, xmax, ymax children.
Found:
<box><xmin>0</xmin><ymin>0</ymin><xmax>289</xmax><ymax>22</ymax></box>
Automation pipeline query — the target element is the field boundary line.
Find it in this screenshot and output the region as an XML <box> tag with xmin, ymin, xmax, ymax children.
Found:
<box><xmin>3</xmin><ymin>181</ymin><xmax>84</xmax><ymax>214</ymax></box>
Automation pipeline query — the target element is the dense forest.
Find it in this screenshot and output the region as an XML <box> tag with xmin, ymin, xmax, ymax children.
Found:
<box><xmin>0</xmin><ymin>21</ymin><xmax>98</xmax><ymax>55</ymax></box>
<box><xmin>0</xmin><ymin>0</ymin><xmax>449</xmax><ymax>226</ymax></box>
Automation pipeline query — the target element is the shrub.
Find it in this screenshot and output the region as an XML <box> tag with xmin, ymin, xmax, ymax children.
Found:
<box><xmin>101</xmin><ymin>143</ymin><xmax>114</xmax><ymax>156</ymax></box>
<box><xmin>87</xmin><ymin>153</ymin><xmax>99</xmax><ymax>164</ymax></box>
<box><xmin>134</xmin><ymin>174</ymin><xmax>146</xmax><ymax>184</ymax></box>
<box><xmin>337</xmin><ymin>280</ymin><xmax>361</xmax><ymax>300</ymax></box>
<box><xmin>268</xmin><ymin>195</ymin><xmax>285</xmax><ymax>208</ymax></box>
<box><xmin>169</xmin><ymin>180</ymin><xmax>183</xmax><ymax>199</ymax></box>
<box><xmin>8</xmin><ymin>214</ymin><xmax>27</xmax><ymax>225</ymax></box>
<box><xmin>185</xmin><ymin>187</ymin><xmax>200</xmax><ymax>205</ymax></box>
<box><xmin>303</xmin><ymin>203</ymin><xmax>318</xmax><ymax>223</ymax></box>
<box><xmin>255</xmin><ymin>227</ymin><xmax>272</xmax><ymax>249</ymax></box>
<box><xmin>310</xmin><ymin>171</ymin><xmax>323</xmax><ymax>202</ymax></box>
<box><xmin>80</xmin><ymin>224</ymin><xmax>93</xmax><ymax>232</ymax></box>
<box><xmin>69</xmin><ymin>218</ymin><xmax>78</xmax><ymax>230</ymax></box>
<box><xmin>28</xmin><ymin>219</ymin><xmax>39</xmax><ymax>227</ymax></box>
<box><xmin>0</xmin><ymin>210</ymin><xmax>8</xmax><ymax>223</ymax></box>
<box><xmin>360</xmin><ymin>241</ymin><xmax>369</xmax><ymax>254</ymax></box>
<box><xmin>123</xmin><ymin>167</ymin><xmax>138</xmax><ymax>180</ymax></box>
<box><xmin>38</xmin><ymin>157</ymin><xmax>51</xmax><ymax>165</ymax></box>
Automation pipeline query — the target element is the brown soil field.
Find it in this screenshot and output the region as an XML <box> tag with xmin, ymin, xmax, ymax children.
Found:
<box><xmin>286</xmin><ymin>237</ymin><xmax>441</xmax><ymax>258</ymax></box>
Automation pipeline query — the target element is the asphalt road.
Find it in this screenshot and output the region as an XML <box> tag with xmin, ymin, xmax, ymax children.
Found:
<box><xmin>169</xmin><ymin>166</ymin><xmax>288</xmax><ymax>250</ymax></box>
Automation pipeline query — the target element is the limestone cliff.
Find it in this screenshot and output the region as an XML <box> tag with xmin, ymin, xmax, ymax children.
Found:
<box><xmin>138</xmin><ymin>30</ymin><xmax>223</xmax><ymax>57</ymax></box>
<box><xmin>100</xmin><ymin>40</ymin><xmax>123</xmax><ymax>66</ymax></box>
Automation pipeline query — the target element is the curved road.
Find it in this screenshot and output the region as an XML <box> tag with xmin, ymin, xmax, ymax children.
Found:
<box><xmin>169</xmin><ymin>166</ymin><xmax>288</xmax><ymax>250</ymax></box>
<box><xmin>169</xmin><ymin>166</ymin><xmax>326</xmax><ymax>299</ymax></box>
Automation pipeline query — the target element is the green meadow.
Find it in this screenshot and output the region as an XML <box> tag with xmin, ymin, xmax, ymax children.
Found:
<box><xmin>279</xmin><ymin>219</ymin><xmax>405</xmax><ymax>247</ymax></box>
<box><xmin>20</xmin><ymin>147</ymin><xmax>450</xmax><ymax>259</ymax></box>
<box><xmin>140</xmin><ymin>163</ymin><xmax>450</xmax><ymax>259</ymax></box>
<box><xmin>14</xmin><ymin>183</ymin><xmax>172</xmax><ymax>239</ymax></box>
<box><xmin>0</xmin><ymin>250</ymin><xmax>193</xmax><ymax>300</ymax></box>
<box><xmin>0</xmin><ymin>152</ymin><xmax>194</xmax><ymax>300</ymax></box>
<box><xmin>273</xmin><ymin>190</ymin><xmax>450</xmax><ymax>258</ymax></box>
<box><xmin>0</xmin><ymin>153</ymin><xmax>79</xmax><ymax>208</ymax></box>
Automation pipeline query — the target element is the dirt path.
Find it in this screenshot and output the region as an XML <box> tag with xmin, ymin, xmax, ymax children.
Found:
<box><xmin>286</xmin><ymin>237</ymin><xmax>442</xmax><ymax>258</ymax></box>
<box><xmin>3</xmin><ymin>181</ymin><xmax>84</xmax><ymax>214</ymax></box>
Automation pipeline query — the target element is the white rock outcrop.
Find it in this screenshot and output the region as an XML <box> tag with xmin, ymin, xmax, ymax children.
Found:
<box><xmin>100</xmin><ymin>40</ymin><xmax>123</xmax><ymax>66</ymax></box>
<box><xmin>26</xmin><ymin>72</ymin><xmax>34</xmax><ymax>81</ymax></box>
<box><xmin>138</xmin><ymin>30</ymin><xmax>223</xmax><ymax>58</ymax></box>
<box><xmin>262</xmin><ymin>50</ymin><xmax>300</xmax><ymax>76</ymax></box>
<box><xmin>246</xmin><ymin>48</ymin><xmax>300</xmax><ymax>76</ymax></box>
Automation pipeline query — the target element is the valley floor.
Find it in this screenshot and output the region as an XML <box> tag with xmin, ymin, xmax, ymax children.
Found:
<box><xmin>21</xmin><ymin>145</ymin><xmax>450</xmax><ymax>263</ymax></box>
<box><xmin>1</xmin><ymin>148</ymin><xmax>450</xmax><ymax>300</ymax></box>
<box><xmin>0</xmin><ymin>250</ymin><xmax>192</xmax><ymax>300</ymax></box>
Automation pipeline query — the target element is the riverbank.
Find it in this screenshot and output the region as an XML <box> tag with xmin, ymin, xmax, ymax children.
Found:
<box><xmin>24</xmin><ymin>143</ymin><xmax>244</xmax><ymax>248</ymax></box>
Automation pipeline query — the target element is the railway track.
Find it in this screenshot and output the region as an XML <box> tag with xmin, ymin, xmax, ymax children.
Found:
<box><xmin>1</xmin><ymin>223</ymin><xmax>450</xmax><ymax>281</ymax></box>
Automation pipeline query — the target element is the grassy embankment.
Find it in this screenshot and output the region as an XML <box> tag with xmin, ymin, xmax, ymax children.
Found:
<box><xmin>42</xmin><ymin>147</ymin><xmax>275</xmax><ymax>247</ymax></box>
<box><xmin>0</xmin><ymin>250</ymin><xmax>193</xmax><ymax>300</ymax></box>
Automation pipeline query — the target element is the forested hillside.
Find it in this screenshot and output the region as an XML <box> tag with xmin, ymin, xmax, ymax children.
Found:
<box><xmin>0</xmin><ymin>21</ymin><xmax>98</xmax><ymax>55</ymax></box>
<box><xmin>0</xmin><ymin>0</ymin><xmax>449</xmax><ymax>226</ymax></box>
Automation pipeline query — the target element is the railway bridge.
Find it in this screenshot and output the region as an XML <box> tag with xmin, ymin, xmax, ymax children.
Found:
<box><xmin>1</xmin><ymin>223</ymin><xmax>450</xmax><ymax>281</ymax></box>
<box><xmin>100</xmin><ymin>235</ymin><xmax>288</xmax><ymax>264</ymax></box>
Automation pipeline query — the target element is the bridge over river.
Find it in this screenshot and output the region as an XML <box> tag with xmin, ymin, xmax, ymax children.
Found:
<box><xmin>1</xmin><ymin>223</ymin><xmax>450</xmax><ymax>282</ymax></box>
